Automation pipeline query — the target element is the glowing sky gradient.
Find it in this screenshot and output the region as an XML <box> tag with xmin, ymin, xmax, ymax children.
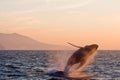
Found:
<box><xmin>0</xmin><ymin>0</ymin><xmax>120</xmax><ymax>50</ymax></box>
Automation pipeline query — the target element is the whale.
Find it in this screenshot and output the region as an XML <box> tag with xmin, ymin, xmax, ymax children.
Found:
<box><xmin>64</xmin><ymin>43</ymin><xmax>99</xmax><ymax>77</ymax></box>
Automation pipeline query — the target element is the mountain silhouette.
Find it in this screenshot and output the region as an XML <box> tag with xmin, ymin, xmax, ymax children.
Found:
<box><xmin>0</xmin><ymin>33</ymin><xmax>71</xmax><ymax>50</ymax></box>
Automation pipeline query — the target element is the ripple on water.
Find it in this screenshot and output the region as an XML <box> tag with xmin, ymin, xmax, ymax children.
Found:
<box><xmin>0</xmin><ymin>50</ymin><xmax>120</xmax><ymax>79</ymax></box>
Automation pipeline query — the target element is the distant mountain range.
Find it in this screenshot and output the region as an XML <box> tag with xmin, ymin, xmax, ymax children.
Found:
<box><xmin>0</xmin><ymin>33</ymin><xmax>72</xmax><ymax>50</ymax></box>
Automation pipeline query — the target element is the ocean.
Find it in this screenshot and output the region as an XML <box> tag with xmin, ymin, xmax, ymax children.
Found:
<box><xmin>0</xmin><ymin>50</ymin><xmax>120</xmax><ymax>80</ymax></box>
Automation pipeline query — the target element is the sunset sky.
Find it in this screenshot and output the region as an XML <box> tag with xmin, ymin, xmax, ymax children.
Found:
<box><xmin>0</xmin><ymin>0</ymin><xmax>120</xmax><ymax>50</ymax></box>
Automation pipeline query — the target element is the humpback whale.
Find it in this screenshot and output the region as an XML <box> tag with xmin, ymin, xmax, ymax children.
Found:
<box><xmin>64</xmin><ymin>43</ymin><xmax>99</xmax><ymax>77</ymax></box>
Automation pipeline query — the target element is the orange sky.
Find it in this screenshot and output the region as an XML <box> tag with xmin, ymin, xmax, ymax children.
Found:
<box><xmin>0</xmin><ymin>0</ymin><xmax>120</xmax><ymax>50</ymax></box>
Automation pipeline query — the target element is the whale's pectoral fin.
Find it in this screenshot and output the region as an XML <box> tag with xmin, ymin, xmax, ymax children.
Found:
<box><xmin>67</xmin><ymin>42</ymin><xmax>82</xmax><ymax>48</ymax></box>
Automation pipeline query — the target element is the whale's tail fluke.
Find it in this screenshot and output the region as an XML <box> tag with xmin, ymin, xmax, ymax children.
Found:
<box><xmin>67</xmin><ymin>42</ymin><xmax>82</xmax><ymax>48</ymax></box>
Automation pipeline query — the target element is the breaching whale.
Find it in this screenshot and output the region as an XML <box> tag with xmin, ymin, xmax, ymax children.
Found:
<box><xmin>64</xmin><ymin>42</ymin><xmax>99</xmax><ymax>77</ymax></box>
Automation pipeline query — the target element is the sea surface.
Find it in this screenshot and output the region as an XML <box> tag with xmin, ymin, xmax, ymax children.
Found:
<box><xmin>0</xmin><ymin>50</ymin><xmax>120</xmax><ymax>80</ymax></box>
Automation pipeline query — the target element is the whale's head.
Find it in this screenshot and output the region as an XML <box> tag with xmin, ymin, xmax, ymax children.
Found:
<box><xmin>81</xmin><ymin>44</ymin><xmax>99</xmax><ymax>63</ymax></box>
<box><xmin>84</xmin><ymin>44</ymin><xmax>98</xmax><ymax>55</ymax></box>
<box><xmin>84</xmin><ymin>44</ymin><xmax>98</xmax><ymax>50</ymax></box>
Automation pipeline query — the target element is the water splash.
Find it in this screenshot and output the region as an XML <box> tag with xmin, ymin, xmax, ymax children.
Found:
<box><xmin>48</xmin><ymin>51</ymin><xmax>73</xmax><ymax>71</ymax></box>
